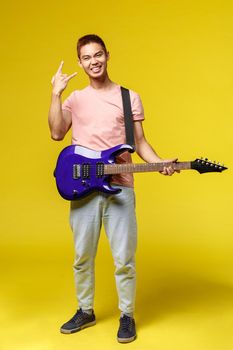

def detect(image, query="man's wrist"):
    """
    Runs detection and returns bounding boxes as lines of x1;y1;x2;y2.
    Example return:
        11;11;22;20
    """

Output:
52;90;62;97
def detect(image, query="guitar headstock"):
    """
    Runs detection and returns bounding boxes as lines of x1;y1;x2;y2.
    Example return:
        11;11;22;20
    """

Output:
191;158;228;174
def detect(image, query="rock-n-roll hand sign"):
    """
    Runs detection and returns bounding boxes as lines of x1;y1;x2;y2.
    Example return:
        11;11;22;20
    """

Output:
51;61;77;96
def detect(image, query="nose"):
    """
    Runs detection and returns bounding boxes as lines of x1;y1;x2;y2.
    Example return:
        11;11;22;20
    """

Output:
90;56;98;65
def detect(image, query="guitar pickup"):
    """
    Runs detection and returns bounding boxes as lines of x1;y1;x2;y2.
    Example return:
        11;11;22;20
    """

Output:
82;163;90;179
73;164;81;179
96;162;105;178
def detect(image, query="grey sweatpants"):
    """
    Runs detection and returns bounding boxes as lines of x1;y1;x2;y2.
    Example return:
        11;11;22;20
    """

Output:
69;185;137;314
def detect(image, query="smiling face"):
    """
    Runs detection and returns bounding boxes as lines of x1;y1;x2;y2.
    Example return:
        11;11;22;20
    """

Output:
78;42;110;80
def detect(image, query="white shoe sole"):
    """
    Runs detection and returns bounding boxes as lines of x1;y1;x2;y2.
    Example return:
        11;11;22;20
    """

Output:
117;334;137;343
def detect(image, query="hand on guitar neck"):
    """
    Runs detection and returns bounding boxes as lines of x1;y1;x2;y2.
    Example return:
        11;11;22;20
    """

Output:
159;158;180;176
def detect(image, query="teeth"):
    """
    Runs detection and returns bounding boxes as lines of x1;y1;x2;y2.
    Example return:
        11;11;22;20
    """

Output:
92;67;101;72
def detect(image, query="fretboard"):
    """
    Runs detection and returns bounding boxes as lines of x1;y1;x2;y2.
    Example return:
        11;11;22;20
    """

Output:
104;162;191;175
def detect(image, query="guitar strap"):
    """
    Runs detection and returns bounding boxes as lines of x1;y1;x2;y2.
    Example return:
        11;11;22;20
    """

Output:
120;86;135;151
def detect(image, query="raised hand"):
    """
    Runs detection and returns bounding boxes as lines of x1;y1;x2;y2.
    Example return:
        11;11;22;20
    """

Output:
51;61;77;96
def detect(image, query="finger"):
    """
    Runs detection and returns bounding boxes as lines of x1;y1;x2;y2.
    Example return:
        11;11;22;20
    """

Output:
165;166;174;176
51;76;55;84
168;167;175;176
56;60;64;74
160;168;169;175
65;72;78;81
165;167;172;176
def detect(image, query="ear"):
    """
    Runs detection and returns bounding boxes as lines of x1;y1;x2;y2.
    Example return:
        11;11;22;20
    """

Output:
77;58;83;68
106;51;110;61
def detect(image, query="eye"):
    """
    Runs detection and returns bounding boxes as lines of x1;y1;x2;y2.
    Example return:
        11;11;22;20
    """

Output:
96;52;103;57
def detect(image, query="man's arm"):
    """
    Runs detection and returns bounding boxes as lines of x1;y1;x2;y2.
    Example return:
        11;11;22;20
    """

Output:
48;93;72;140
48;61;77;141
134;121;178;175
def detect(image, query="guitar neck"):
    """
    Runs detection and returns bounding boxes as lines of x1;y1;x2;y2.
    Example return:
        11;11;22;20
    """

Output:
104;161;191;175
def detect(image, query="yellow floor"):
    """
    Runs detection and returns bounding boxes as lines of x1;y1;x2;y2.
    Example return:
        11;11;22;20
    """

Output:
1;238;233;350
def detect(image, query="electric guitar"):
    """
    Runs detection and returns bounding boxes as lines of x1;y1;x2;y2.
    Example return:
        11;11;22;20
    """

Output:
54;144;227;200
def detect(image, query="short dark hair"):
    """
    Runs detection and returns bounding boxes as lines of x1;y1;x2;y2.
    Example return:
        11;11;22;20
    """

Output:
77;34;107;58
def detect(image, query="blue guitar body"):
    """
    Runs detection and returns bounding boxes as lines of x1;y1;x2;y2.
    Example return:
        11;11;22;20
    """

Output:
54;144;134;200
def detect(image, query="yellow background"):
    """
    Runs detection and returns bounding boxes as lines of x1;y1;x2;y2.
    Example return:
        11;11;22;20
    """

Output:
1;1;233;349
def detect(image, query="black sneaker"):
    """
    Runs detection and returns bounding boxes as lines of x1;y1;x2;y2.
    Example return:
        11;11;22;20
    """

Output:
117;315;136;343
60;309;96;334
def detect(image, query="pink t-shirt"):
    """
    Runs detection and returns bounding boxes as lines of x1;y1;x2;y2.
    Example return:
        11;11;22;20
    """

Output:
62;84;144;187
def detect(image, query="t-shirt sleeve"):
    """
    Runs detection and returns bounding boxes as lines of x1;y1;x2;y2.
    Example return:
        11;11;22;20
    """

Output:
62;91;75;113
130;90;145;121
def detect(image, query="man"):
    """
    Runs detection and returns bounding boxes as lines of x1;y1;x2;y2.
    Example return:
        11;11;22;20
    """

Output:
48;34;177;343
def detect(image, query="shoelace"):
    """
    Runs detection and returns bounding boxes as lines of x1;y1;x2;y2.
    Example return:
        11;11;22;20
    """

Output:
69;309;88;323
120;316;133;331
